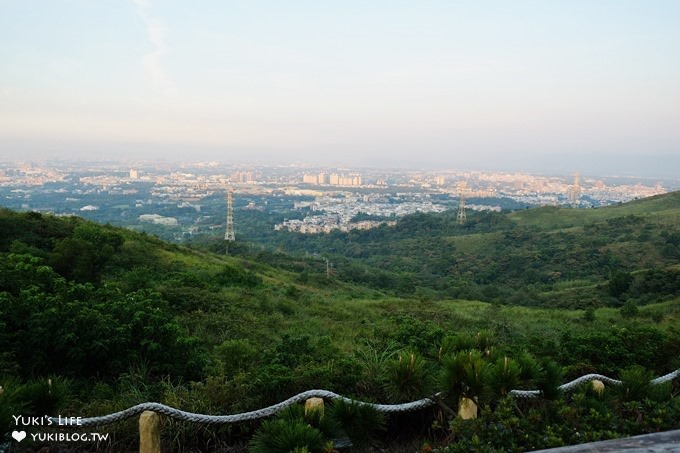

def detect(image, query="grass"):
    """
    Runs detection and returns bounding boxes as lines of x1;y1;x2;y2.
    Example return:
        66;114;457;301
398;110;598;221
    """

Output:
179;268;679;360
511;191;680;228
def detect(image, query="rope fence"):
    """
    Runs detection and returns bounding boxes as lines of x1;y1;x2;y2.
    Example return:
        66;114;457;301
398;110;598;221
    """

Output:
49;367;680;427
510;367;680;398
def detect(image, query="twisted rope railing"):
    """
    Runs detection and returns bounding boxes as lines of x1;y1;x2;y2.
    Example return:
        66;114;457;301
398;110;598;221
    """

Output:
49;367;680;427
48;389;437;428
510;367;680;398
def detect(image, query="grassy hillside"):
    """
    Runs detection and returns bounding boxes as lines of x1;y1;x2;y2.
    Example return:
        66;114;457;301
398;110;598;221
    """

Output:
510;191;680;228
259;191;680;309
1;204;679;452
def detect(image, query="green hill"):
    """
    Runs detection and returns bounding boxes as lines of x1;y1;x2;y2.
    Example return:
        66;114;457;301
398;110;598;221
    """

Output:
1;202;679;452
263;191;680;309
509;190;680;228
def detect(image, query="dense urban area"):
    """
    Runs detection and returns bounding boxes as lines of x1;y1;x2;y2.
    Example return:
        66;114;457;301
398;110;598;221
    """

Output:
0;159;674;241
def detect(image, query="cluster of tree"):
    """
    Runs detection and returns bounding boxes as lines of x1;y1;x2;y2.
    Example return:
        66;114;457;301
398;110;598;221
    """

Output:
0;210;263;383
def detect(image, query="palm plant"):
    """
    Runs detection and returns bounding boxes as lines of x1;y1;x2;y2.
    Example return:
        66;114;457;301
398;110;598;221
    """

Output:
537;359;564;400
440;349;488;409
383;350;431;403
250;418;324;453
355;339;400;398
616;365;653;402
485;356;521;401
328;399;385;447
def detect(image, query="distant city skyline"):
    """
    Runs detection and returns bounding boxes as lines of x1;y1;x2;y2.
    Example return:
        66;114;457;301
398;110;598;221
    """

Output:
1;1;679;177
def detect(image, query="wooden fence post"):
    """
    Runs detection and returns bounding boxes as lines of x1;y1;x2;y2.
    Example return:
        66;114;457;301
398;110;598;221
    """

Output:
305;397;325;418
592;379;605;395
139;410;161;453
458;397;478;420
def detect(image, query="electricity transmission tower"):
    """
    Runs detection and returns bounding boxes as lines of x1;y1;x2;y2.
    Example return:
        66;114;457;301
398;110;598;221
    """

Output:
457;182;467;225
225;187;235;253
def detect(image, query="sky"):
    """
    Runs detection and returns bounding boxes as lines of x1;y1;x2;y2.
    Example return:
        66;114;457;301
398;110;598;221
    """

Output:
1;0;679;176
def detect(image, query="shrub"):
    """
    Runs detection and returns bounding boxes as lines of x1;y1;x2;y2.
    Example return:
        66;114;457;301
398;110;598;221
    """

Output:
582;308;596;322
10;376;71;416
355;340;399;398
0;378;28;443
213;339;258;378
250;418;324;453
383;350;431;403
250;404;334;453
214;265;261;288
440;350;488;408
328;399;385;447
620;300;639;318
616;365;653;402
485;357;521;400
537;359;564;400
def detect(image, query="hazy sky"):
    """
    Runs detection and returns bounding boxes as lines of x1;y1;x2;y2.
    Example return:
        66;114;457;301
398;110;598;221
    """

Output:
1;1;679;175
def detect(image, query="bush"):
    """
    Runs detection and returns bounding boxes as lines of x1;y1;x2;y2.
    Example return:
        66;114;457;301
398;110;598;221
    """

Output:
383;350;431;403
0;379;27;443
250;418;324;453
214;265;261;288
250;404;337;453
485;357;521;400
620;300;639;318
616;365;653;402
537;359;564;400
355;340;399;398
213;339;258;378
440;350;488;408
328;399;385;447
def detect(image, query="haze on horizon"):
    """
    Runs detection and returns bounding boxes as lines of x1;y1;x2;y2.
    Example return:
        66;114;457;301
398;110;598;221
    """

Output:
1;1;679;177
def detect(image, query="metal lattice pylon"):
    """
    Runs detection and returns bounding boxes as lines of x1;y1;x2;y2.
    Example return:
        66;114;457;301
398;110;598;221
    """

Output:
457;190;466;224
225;187;235;242
456;181;468;225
